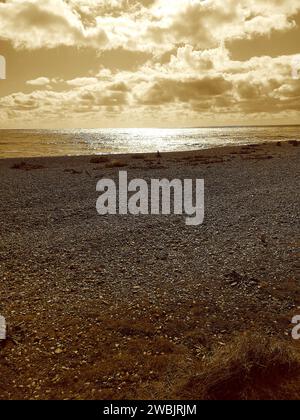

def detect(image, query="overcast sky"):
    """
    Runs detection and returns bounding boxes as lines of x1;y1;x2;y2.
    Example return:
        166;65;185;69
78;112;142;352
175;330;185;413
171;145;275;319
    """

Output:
0;0;300;128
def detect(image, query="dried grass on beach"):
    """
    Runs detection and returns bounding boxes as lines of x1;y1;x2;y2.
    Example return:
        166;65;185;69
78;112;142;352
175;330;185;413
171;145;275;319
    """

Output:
177;333;300;400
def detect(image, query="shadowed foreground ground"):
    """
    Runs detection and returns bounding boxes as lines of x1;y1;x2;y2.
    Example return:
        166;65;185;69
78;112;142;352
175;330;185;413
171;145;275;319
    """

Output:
0;141;299;400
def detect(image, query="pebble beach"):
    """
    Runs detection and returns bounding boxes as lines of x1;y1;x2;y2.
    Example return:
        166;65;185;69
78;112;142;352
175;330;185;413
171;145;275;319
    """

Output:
0;140;299;400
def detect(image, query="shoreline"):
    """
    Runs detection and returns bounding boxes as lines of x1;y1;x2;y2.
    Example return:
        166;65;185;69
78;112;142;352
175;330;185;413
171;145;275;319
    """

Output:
0;139;299;164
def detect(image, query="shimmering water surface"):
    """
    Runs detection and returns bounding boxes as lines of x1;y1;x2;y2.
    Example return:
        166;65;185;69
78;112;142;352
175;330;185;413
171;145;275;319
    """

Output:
0;126;299;158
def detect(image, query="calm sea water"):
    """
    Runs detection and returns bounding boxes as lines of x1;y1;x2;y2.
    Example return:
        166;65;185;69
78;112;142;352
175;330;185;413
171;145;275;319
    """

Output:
0;126;299;158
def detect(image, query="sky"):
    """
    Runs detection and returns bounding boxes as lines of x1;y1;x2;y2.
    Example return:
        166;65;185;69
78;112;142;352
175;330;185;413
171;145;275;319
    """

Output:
0;0;300;128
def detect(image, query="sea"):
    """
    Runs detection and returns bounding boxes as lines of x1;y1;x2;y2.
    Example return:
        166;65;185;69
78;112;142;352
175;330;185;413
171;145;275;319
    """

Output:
0;125;299;158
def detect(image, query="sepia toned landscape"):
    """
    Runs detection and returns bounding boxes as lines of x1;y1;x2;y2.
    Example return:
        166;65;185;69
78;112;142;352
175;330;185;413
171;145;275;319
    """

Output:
0;0;300;401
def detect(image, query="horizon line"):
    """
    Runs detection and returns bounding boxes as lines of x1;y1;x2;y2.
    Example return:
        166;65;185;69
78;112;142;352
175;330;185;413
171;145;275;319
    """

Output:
0;124;300;131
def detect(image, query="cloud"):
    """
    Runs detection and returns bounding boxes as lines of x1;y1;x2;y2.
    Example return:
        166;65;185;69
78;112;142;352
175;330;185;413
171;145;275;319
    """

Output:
26;77;51;86
66;77;98;86
2;45;299;124
0;0;300;52
0;0;107;49
138;76;232;106
1;0;300;127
